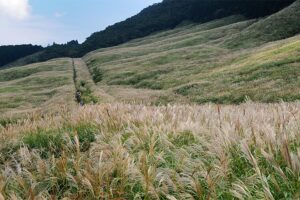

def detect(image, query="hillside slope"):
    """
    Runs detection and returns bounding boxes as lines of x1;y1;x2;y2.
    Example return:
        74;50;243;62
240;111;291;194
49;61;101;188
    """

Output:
0;59;75;120
84;12;300;104
224;0;300;48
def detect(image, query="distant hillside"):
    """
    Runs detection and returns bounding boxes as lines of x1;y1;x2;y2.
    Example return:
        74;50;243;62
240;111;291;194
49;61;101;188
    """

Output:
0;45;43;68
1;0;296;67
0;41;80;68
224;0;300;48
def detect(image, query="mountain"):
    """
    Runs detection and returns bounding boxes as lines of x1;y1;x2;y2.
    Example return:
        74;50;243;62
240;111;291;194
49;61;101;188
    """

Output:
0;0;297;67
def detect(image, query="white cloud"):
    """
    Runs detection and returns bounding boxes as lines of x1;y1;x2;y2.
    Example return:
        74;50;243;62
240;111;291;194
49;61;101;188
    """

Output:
0;0;79;45
0;0;31;20
54;11;66;18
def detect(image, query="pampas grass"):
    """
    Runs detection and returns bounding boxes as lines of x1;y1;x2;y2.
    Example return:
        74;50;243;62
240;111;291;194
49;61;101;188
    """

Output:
0;102;299;199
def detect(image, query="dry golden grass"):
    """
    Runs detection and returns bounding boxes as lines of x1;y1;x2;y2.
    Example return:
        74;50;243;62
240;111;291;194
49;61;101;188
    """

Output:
0;102;299;199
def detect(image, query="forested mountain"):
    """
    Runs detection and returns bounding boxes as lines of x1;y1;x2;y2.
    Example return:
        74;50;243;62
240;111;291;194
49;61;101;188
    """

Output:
0;0;297;67
0;45;43;67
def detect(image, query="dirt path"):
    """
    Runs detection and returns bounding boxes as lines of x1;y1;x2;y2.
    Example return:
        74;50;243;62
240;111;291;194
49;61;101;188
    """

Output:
72;58;115;103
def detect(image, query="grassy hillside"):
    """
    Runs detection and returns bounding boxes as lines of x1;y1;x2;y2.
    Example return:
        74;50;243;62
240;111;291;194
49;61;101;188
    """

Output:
224;0;300;48
0;103;299;199
0;58;75;121
84;9;300;104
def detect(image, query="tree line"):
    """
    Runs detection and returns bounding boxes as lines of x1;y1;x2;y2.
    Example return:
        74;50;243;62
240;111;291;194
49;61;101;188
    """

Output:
0;45;43;67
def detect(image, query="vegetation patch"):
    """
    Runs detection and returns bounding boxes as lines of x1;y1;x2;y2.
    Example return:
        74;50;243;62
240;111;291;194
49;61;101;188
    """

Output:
22;123;97;158
23;129;66;158
0;118;18;128
175;83;203;96
67;123;97;152
92;67;104;83
171;130;196;147
0;65;58;82
0;86;19;93
108;69;171;90
76;80;98;104
0;97;25;109
18;76;69;88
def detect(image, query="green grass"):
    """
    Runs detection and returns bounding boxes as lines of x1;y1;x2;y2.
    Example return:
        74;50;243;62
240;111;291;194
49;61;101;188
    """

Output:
23;129;66;158
0;122;98;160
0;118;18;128
76;80;98;104
91;67;104;83
0;64;61;82
22;123;97;158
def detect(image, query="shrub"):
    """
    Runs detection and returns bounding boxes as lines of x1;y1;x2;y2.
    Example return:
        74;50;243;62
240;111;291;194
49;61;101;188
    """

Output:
23;130;65;158
92;67;103;83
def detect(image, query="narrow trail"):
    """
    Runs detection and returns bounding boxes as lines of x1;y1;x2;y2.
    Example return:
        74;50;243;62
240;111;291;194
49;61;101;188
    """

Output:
72;58;83;105
72;58;114;103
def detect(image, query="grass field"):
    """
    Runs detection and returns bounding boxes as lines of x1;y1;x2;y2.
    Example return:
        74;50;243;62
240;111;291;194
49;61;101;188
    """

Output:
0;2;299;199
0;102;299;199
0;58;75;121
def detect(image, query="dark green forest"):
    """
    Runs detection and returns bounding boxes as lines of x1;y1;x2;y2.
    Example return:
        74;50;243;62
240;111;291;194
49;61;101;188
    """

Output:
0;45;43;67
0;0;296;67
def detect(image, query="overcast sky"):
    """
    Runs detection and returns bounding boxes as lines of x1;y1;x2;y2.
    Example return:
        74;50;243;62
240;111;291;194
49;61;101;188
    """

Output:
0;0;162;46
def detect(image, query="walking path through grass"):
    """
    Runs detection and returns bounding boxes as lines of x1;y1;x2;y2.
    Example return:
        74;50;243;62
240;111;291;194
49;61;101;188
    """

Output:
72;58;114;104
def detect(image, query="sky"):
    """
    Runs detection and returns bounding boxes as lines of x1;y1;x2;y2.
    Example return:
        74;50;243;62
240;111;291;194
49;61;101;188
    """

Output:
0;0;162;46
